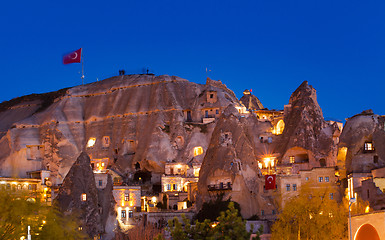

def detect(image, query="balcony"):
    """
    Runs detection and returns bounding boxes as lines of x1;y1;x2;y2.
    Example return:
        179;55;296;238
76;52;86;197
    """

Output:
208;182;232;191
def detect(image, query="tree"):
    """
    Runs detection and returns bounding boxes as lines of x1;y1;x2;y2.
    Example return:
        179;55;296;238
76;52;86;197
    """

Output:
167;202;255;240
194;194;241;222
271;185;347;240
209;202;251;240
0;190;87;240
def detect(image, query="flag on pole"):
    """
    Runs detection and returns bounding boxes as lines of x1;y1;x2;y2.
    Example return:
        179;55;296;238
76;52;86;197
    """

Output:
265;174;276;190
63;48;82;64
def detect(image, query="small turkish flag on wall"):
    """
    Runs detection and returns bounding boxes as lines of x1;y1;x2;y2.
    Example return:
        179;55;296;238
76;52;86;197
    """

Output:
265;174;276;190
63;48;82;64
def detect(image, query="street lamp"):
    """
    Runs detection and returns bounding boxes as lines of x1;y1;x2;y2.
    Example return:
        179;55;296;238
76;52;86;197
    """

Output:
349;198;356;240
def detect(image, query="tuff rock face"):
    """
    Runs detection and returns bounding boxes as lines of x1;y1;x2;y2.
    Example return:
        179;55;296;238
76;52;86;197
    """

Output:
239;89;264;110
276;81;338;167
197;105;275;218
0;75;239;185
339;110;385;174
0;75;340;220
54;152;114;238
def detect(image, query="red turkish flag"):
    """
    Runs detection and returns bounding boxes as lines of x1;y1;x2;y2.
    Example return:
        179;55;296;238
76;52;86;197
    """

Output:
265;174;276;190
63;48;82;64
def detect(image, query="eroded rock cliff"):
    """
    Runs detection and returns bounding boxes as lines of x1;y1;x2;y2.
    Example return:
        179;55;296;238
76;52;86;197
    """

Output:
0;75;240;185
197;105;275;218
55;152;114;238
276;81;338;167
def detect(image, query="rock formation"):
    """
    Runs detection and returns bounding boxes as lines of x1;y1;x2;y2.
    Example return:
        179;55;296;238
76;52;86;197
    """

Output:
197;105;275;218
55;152;114;238
239;89;264;111
0;75;241;185
276;81;338;168
339;110;385;174
0;74;346;221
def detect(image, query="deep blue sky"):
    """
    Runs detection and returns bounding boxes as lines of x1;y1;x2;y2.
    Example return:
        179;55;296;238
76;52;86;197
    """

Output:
1;0;384;121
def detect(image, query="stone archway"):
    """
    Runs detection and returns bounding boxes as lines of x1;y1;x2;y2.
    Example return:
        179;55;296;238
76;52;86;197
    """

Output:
355;224;380;240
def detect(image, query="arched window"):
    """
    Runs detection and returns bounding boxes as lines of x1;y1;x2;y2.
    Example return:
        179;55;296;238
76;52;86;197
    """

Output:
355;224;380;240
274;120;285;135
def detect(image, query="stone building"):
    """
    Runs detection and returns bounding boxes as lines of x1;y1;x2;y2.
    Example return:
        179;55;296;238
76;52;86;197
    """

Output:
112;185;141;229
160;161;200;210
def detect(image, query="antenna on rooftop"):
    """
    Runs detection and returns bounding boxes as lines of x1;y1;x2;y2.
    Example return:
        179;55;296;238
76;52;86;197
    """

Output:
141;67;154;75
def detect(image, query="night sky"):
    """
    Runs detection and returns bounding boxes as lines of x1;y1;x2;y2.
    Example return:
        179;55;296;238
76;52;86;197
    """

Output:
1;0;384;121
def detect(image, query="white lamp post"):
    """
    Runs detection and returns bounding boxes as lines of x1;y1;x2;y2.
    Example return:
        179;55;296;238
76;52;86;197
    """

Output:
349;198;356;240
27;225;31;240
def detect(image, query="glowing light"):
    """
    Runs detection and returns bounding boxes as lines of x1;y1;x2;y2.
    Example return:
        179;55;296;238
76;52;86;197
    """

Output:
258;162;263;169
194;167;200;177
87;138;96;148
365;205;370;213
264;158;271;168
193;146;203;157
273;120;285;135
152;196;157;203
42;220;46;224
81;193;87;201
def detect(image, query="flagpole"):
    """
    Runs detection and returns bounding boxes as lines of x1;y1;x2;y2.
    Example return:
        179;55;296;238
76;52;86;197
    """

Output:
81;48;84;85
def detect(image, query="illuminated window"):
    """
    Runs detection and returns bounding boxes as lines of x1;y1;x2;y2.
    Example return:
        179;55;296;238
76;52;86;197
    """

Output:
167;184;171;191
194;167;200;177
81;193;87;201
87;138;96;148
325;177;329;182
129;210;133;218
193;147;203;157
318;177;323;182
364;142;374;152
289;156;295;163
121;210;126;218
124;193;129;201
274;120;285;135
102;136;110;148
